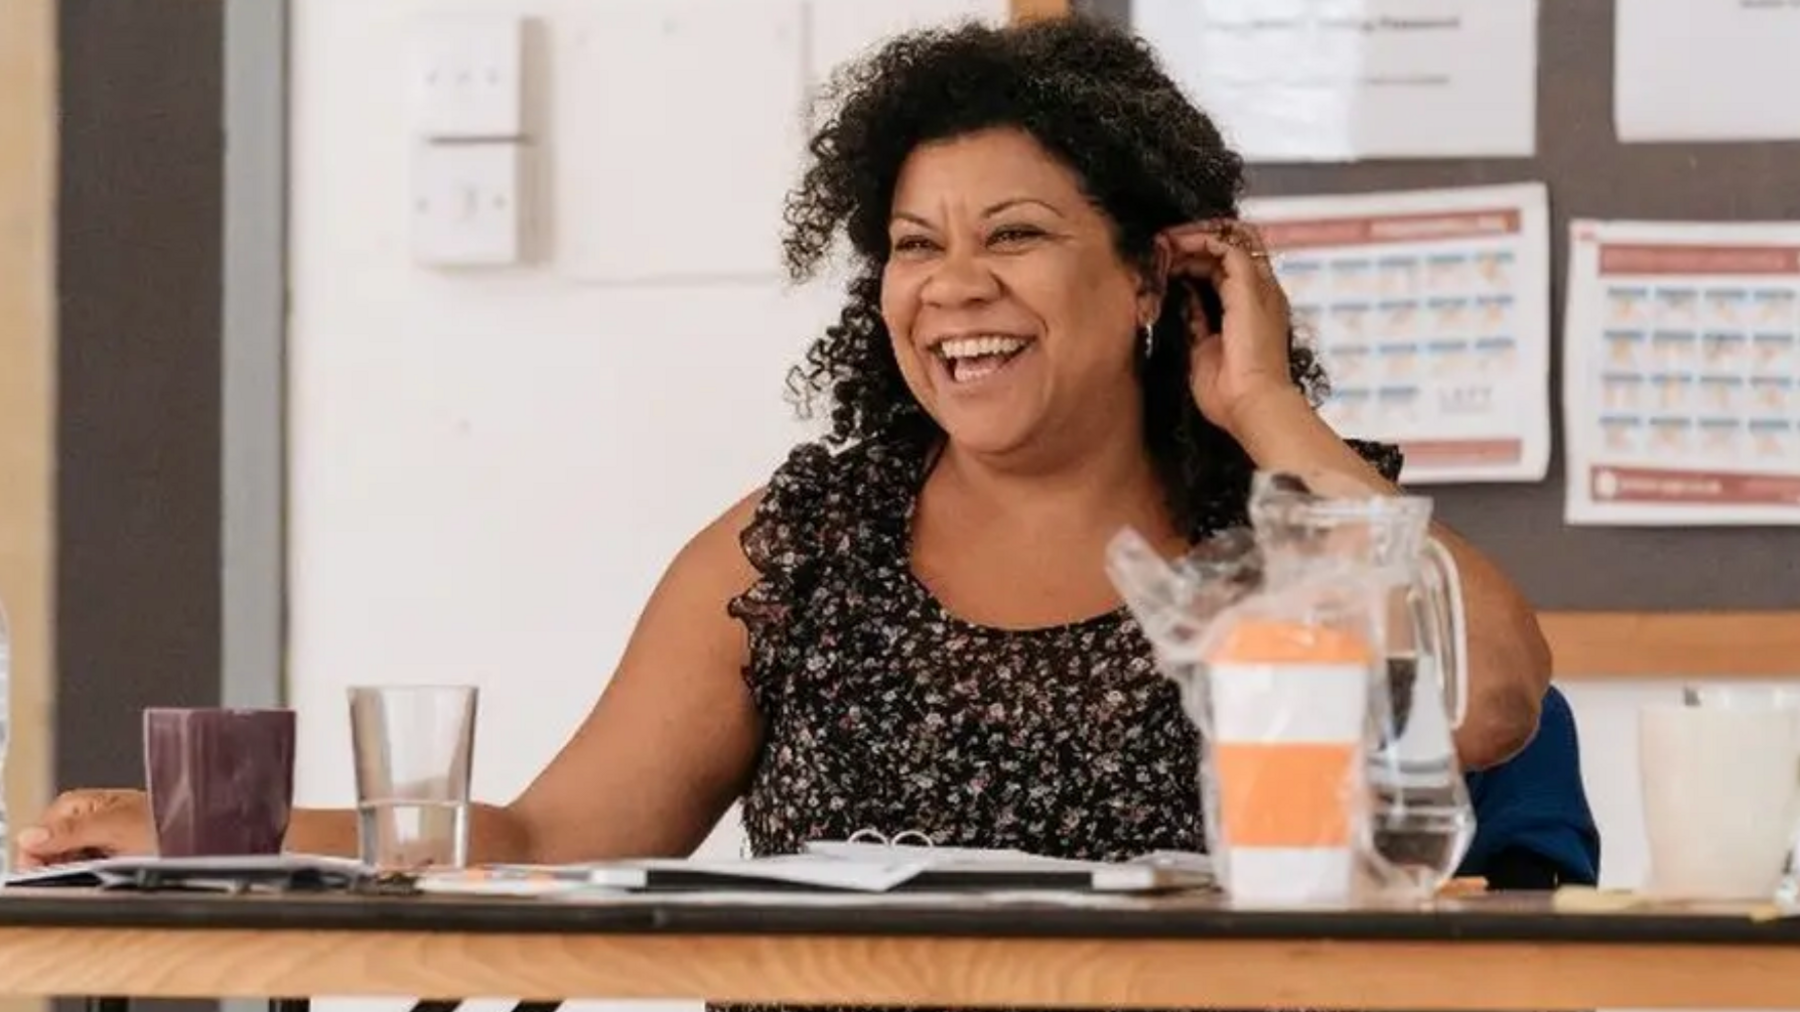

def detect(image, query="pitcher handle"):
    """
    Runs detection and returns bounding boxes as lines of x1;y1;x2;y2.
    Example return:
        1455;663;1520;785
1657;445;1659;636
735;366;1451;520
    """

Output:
1413;537;1469;730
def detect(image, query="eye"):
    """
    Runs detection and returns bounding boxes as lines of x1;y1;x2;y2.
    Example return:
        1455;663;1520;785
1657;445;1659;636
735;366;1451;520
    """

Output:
891;235;938;256
988;224;1045;247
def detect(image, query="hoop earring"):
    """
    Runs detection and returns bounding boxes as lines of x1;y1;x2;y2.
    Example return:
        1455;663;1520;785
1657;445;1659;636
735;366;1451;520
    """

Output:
1142;322;1155;358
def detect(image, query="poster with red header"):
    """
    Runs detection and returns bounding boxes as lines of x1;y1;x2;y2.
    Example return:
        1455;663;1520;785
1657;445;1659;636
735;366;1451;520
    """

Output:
1563;220;1800;526
1244;183;1553;485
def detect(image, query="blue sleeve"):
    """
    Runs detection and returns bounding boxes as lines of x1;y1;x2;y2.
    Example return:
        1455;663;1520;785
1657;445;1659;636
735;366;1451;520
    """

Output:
1456;685;1602;886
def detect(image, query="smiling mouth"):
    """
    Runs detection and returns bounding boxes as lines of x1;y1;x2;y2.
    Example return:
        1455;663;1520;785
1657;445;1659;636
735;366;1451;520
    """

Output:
934;335;1033;384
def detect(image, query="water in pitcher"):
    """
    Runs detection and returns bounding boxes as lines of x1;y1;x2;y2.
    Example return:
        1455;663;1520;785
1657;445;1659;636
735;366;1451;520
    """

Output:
1368;654;1473;890
356;798;469;870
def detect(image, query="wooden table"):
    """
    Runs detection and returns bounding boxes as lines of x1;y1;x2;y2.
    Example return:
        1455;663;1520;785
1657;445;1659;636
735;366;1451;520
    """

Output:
4;888;1800;1010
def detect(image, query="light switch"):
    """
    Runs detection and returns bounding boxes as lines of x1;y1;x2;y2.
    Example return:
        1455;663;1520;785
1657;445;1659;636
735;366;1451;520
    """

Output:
411;142;526;267
410;14;527;140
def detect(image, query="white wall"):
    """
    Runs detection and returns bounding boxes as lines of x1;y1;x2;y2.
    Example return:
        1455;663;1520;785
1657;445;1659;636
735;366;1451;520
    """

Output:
286;2;1000;1012
286;4;1759;1012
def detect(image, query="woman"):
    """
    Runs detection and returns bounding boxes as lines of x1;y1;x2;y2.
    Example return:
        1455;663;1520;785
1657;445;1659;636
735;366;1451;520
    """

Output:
16;16;1550;871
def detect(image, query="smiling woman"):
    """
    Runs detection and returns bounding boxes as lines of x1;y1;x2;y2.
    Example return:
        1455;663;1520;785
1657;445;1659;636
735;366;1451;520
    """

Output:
881;129;1155;463
18;18;1559;995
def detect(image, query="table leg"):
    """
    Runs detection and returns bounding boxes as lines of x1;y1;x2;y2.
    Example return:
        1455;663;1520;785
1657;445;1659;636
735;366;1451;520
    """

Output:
85;998;129;1012
270;1000;311;1012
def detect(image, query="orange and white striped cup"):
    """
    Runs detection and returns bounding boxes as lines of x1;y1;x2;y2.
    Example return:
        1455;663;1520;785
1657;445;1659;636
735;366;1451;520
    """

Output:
1206;619;1374;904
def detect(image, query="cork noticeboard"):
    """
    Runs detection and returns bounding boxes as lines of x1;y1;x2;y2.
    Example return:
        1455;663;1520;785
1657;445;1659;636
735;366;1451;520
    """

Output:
1014;0;1799;676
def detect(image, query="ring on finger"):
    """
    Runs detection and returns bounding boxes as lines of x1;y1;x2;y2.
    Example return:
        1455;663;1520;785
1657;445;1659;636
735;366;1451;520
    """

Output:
1213;223;1275;262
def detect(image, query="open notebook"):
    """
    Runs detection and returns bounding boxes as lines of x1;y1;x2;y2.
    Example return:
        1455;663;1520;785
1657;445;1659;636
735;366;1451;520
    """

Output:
416;842;1215;897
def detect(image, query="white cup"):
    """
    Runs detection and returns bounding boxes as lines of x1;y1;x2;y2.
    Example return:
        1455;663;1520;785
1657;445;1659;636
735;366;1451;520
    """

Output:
1209;655;1371;905
1639;693;1800;899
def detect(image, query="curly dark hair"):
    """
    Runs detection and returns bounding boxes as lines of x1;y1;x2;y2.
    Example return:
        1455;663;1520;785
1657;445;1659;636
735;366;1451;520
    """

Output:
780;14;1328;540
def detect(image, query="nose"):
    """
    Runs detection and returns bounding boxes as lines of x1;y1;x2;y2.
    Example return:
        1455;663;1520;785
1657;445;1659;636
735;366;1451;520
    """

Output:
920;243;1000;308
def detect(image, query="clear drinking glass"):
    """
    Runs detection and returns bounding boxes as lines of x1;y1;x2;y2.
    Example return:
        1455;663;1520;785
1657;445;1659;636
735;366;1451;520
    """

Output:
348;685;478;870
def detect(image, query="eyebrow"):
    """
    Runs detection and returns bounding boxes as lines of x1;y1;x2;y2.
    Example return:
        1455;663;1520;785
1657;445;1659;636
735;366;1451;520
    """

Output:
890;197;1067;228
984;197;1065;218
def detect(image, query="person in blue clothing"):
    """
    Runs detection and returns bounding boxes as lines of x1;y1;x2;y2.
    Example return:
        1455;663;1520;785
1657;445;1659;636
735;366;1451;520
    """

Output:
1460;686;1602;889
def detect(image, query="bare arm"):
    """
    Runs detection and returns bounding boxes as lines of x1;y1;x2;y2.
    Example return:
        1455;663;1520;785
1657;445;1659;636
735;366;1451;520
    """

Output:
1230;388;1552;770
287;491;769;864
1156;222;1550;768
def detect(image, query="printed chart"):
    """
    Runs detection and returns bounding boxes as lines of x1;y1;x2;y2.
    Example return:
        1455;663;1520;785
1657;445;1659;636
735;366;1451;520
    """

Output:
1564;220;1800;525
1245;183;1552;484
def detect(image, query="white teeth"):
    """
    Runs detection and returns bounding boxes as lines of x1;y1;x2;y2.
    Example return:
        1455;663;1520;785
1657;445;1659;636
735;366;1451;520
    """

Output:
937;335;1028;360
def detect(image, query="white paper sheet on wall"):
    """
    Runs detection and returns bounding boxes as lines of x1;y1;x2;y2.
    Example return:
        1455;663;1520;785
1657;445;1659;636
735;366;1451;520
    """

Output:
1243;183;1553;485
1562;219;1800;526
554;1;810;284
1130;0;1539;162
1616;0;1800;142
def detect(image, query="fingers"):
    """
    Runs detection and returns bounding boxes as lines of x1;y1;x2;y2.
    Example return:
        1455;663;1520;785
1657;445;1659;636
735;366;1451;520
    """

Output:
1181;283;1217;340
1159;236;1225;288
1161;221;1277;278
1163;217;1272;250
1162;219;1278;268
14;790;140;869
1158;230;1282;318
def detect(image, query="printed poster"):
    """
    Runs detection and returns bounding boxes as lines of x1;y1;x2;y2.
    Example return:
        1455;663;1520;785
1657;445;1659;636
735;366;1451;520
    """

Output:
1244;183;1553;485
1131;0;1539;162
1563;220;1800;526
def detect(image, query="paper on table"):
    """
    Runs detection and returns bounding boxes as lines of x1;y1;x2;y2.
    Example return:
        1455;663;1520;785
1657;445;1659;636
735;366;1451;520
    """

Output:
1562;219;1800;526
804;840;1101;867
1616;0;1800;142
638;854;931;891
1130;0;1538;162
1551;886;1789;921
426;846;1214;896
1243;183;1553;483
2;854;369;891
448;854;927;894
548;888;1177;910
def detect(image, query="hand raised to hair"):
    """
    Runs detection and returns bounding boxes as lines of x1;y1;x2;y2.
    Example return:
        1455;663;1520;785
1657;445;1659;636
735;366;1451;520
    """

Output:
1156;220;1303;438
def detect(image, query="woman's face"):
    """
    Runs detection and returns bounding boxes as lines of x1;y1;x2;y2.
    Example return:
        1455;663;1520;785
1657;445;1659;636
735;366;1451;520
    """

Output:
880;127;1156;462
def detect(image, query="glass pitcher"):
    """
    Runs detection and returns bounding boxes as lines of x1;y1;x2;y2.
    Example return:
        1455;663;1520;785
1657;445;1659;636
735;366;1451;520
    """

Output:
1107;471;1473;903
1249;473;1473;896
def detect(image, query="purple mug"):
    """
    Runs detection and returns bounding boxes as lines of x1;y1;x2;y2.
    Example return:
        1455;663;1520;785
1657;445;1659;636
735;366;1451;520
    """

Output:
143;707;297;857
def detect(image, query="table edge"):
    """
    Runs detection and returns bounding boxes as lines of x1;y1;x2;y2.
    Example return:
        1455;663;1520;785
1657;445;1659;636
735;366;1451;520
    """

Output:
2;890;1799;946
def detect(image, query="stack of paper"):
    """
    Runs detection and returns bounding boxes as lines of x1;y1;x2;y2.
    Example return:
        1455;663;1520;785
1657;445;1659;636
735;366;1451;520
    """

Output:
415;844;1215;898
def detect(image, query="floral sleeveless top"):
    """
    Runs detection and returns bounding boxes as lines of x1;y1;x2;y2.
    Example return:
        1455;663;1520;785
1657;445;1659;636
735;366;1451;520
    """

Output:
722;433;1400;1012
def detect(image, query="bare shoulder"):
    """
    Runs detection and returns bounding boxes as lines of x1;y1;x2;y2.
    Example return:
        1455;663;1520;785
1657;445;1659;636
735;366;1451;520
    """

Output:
663;486;767;602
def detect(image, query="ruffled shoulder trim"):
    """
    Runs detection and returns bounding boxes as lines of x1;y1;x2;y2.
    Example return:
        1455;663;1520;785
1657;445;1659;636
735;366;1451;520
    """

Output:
726;437;923;717
1349;439;1405;484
